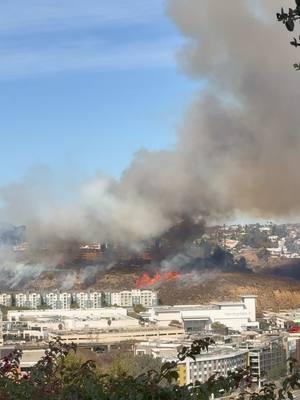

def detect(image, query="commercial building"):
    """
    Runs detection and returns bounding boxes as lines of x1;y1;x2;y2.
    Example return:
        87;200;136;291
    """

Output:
49;326;184;345
145;295;258;332
19;349;46;370
4;307;138;341
15;292;41;309
7;307;127;323
263;309;300;330
290;338;300;363
135;340;187;359
0;347;46;371
135;340;248;386
241;335;288;386
179;347;248;385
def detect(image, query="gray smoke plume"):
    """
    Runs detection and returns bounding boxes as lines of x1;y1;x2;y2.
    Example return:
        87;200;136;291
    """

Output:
0;0;299;261
0;246;48;289
168;0;300;218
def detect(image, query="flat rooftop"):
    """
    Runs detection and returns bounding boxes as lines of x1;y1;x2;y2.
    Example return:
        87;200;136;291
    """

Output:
152;302;246;312
152;305;218;311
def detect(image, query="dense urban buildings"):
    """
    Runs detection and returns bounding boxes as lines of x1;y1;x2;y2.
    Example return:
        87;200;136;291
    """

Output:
6;223;300;268
134;333;289;387
134;340;249;386
1;290;299;394
0;292;296;388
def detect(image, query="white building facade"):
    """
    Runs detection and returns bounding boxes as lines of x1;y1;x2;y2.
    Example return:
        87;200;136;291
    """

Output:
15;292;41;309
43;292;72;309
7;307;128;322
132;289;158;307
0;290;158;310
110;290;158;308
0;293;12;307
181;348;249;384
73;292;103;309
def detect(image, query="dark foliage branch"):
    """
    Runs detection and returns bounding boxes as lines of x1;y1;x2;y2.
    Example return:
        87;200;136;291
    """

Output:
277;0;300;69
0;337;299;400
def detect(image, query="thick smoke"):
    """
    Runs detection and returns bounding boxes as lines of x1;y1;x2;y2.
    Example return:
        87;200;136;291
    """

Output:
0;0;299;263
0;246;48;288
168;0;300;217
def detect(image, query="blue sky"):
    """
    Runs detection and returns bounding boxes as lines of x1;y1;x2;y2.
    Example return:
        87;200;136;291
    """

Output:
0;0;199;185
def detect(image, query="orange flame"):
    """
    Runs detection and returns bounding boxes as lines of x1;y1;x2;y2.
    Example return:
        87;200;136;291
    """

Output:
136;271;179;288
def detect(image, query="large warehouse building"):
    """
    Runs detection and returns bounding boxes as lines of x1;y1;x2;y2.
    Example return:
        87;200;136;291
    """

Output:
145;295;258;332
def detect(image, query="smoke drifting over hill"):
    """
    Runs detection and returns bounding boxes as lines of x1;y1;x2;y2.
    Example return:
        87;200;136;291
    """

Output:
168;0;299;216
0;1;299;255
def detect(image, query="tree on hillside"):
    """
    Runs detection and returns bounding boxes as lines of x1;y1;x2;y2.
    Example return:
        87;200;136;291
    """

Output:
109;352;162;378
211;245;234;268
211;321;228;334
257;247;271;261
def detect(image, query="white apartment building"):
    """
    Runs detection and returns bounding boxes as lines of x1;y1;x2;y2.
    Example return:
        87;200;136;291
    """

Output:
111;291;132;307
0;290;158;311
0;293;12;307
73;292;103;309
146;295;258;332
15;292;41;309
43;292;71;309
132;289;158;307
110;290;158;308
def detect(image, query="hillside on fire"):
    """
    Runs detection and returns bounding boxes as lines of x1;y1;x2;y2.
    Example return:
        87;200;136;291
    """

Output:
2;222;300;312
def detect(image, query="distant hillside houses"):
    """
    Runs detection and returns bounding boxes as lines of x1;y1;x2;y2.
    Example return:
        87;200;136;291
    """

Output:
207;223;300;259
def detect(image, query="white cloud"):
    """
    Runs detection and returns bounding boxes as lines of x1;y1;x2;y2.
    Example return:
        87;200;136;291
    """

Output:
0;0;181;79
0;0;165;34
0;36;182;79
